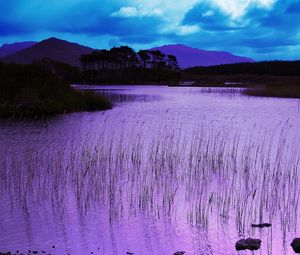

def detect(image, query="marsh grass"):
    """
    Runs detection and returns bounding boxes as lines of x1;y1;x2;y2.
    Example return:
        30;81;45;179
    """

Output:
0;117;299;241
244;85;300;99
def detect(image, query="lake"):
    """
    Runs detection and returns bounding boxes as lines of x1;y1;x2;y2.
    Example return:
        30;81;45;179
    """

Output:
0;85;300;255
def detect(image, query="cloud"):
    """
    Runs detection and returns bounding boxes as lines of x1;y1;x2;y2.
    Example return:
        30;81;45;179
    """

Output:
178;0;300;59
183;2;244;31
176;25;200;35
210;0;276;18
0;0;300;60
111;7;138;17
111;5;163;18
202;10;215;17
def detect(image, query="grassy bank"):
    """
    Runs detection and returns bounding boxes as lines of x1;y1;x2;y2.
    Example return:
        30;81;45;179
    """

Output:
180;61;300;98
0;62;112;117
242;76;300;99
179;71;300;98
244;85;300;98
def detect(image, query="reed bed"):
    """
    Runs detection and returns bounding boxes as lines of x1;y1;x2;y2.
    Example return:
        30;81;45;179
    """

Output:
0;116;299;241
184;87;247;99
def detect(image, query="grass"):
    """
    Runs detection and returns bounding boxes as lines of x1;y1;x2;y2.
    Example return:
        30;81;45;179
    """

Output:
244;85;300;99
180;71;300;99
0;117;299;241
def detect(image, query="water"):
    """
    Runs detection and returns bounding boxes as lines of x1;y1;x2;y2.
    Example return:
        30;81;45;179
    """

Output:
0;85;300;255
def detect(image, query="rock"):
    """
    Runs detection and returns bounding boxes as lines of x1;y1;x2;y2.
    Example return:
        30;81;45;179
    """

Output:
173;252;185;255
235;239;248;250
291;238;300;253
251;223;271;228
246;238;262;250
235;238;261;251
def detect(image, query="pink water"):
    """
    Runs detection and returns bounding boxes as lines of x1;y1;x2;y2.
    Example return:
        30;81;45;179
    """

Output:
0;86;300;255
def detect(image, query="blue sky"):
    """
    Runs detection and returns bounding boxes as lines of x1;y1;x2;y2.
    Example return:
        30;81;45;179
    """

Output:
0;0;299;60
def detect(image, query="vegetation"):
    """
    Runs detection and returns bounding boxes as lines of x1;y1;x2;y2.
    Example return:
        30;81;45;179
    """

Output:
244;85;300;98
0;61;112;117
1;118;299;240
81;46;180;84
33;58;83;82
181;61;300;98
184;60;300;76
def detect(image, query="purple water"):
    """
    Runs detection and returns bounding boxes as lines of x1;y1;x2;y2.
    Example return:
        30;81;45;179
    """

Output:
0;86;300;255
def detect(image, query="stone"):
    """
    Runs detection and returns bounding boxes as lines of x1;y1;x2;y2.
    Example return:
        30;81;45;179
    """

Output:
235;239;248;250
236;238;261;251
173;252;185;255
291;238;300;253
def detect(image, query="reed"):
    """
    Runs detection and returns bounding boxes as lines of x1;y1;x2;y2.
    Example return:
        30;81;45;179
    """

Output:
0;117;299;242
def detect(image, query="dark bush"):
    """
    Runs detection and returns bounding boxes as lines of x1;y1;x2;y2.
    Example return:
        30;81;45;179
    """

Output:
0;61;112;117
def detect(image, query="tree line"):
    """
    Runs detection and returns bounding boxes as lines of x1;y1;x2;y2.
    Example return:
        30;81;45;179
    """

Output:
184;61;300;76
80;46;180;83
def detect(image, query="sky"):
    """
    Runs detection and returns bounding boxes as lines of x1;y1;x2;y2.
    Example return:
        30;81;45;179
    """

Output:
0;0;300;60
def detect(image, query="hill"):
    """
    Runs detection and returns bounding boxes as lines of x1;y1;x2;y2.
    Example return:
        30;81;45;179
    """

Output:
1;38;94;67
151;44;254;68
0;41;36;57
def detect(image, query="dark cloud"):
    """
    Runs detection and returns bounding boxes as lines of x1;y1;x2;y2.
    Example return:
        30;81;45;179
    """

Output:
0;0;300;60
287;2;300;13
245;0;300;30
53;16;164;39
119;34;163;44
177;0;300;59
0;0;164;46
182;2;243;31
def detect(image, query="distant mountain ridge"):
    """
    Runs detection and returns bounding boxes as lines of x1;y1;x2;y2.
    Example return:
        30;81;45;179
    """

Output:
151;44;255;68
0;38;255;69
1;38;94;67
0;41;36;58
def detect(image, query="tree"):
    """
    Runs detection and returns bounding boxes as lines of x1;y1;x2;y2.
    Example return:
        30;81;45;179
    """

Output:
137;50;151;68
80;46;180;83
166;55;179;70
148;50;166;69
118;46;138;68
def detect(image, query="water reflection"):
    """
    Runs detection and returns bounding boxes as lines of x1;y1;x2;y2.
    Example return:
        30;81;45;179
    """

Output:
73;85;163;103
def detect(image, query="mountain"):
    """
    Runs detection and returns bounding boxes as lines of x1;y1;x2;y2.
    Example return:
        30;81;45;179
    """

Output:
1;40;255;69
151;44;255;68
1;38;94;67
0;41;36;58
